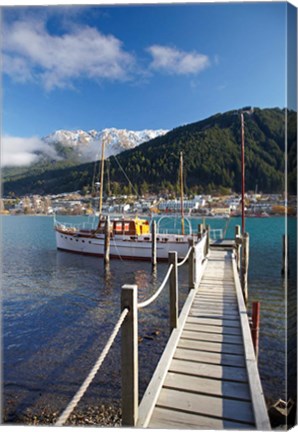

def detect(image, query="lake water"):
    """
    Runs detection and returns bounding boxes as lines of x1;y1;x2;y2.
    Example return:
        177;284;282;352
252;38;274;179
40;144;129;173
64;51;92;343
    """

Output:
2;215;296;421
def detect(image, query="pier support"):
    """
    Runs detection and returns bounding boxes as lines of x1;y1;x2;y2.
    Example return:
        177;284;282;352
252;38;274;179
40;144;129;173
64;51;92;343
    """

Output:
198;223;204;240
235;225;241;272
151;221;157;267
188;238;195;291
121;284;138;426
204;225;210;257
169;251;178;332
281;234;289;276
104;216;110;265
241;232;249;305
251;301;260;361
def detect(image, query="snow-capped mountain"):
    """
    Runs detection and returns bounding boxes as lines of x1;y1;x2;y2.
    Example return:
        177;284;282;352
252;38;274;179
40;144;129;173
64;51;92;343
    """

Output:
43;127;168;161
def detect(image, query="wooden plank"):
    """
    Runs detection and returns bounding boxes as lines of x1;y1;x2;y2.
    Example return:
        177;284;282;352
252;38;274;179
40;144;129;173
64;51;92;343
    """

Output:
189;309;240;319
193;294;237;303
191;303;239;313
198;287;236;294
149;407;255;429
189;311;240;321
191;302;238;311
193;297;237;304
187;315;241;328
181;329;243;345
169;358;248;382
195;293;237;301
155;388;255;424
178;337;244;355
184;322;242;335
174;347;246;367
164;371;251;400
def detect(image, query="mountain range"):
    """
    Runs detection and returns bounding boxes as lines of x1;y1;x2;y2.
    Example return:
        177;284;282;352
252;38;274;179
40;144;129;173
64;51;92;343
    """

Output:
43;128;168;162
3;108;296;196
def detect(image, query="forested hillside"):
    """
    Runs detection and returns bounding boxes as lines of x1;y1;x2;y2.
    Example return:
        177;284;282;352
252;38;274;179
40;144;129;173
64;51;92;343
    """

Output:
3;108;296;196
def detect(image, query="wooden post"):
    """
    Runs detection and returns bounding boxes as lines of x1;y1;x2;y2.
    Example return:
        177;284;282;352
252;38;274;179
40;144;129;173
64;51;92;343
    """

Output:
104;216;110;265
281;234;289;276
121;284;138;426
169;251;178;332
204;225;210;256
235;225;241;272
251;301;260;361
198;223;204;239
151;221;157;267
188;238;195;291
241;232;249;305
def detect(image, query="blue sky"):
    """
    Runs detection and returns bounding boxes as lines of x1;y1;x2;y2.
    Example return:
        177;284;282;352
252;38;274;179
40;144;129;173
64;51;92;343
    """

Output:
1;1;295;165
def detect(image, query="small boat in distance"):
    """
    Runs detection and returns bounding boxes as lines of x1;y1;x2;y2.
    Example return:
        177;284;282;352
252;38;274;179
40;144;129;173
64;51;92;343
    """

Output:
54;144;199;261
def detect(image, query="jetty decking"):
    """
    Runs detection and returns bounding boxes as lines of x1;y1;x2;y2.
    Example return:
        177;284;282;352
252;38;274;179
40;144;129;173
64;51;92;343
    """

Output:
137;247;270;429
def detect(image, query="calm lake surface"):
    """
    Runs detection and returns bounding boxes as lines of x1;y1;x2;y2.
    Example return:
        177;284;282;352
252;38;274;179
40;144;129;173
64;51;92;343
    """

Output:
2;215;296;420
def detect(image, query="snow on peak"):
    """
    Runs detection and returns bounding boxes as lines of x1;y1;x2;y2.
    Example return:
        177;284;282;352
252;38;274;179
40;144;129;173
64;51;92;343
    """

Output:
43;127;168;161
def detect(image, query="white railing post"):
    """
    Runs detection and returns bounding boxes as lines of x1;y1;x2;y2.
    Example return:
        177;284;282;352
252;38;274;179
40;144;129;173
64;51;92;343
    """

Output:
169;251;178;332
188;239;195;291
121;284;138;426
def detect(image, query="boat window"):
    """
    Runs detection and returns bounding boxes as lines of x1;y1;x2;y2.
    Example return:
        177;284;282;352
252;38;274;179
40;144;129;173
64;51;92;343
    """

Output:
76;239;79;242
82;240;85;243
115;222;122;232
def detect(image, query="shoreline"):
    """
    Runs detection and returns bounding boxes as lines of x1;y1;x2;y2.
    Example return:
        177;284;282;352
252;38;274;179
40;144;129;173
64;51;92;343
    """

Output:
3;403;122;427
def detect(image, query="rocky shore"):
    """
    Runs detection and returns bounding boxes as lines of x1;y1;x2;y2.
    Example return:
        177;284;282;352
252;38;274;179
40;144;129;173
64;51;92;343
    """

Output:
3;404;122;427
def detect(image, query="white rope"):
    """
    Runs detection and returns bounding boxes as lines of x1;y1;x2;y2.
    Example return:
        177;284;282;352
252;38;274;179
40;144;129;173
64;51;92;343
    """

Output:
138;264;173;309
177;246;193;267
55;308;129;426
112;237;125;262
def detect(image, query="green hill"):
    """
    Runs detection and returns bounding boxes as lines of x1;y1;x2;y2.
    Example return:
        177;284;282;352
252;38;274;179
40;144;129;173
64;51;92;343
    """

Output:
3;107;296;197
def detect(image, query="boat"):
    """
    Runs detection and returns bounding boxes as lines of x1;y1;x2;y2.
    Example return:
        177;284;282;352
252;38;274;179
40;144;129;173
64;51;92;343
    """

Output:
54;146;199;261
55;216;196;261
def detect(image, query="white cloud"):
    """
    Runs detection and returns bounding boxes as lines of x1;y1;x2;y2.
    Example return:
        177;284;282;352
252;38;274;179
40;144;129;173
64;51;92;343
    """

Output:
147;45;210;75
1;135;60;167
3;18;136;90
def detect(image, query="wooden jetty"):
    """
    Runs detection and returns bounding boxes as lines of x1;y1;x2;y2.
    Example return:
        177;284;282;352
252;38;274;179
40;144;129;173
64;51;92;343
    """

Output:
136;242;270;429
55;229;270;429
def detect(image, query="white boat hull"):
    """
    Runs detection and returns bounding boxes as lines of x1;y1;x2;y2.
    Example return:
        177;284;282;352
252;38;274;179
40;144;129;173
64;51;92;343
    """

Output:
55;229;192;261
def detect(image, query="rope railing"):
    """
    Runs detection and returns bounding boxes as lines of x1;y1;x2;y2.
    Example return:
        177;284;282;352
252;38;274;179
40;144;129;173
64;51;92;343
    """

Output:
138;264;174;309
55;228;210;428
55;308;129;427
177;245;193;267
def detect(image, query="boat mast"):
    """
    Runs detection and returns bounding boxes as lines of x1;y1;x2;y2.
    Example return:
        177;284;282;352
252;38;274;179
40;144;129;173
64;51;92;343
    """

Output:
98;139;105;218
180;151;185;235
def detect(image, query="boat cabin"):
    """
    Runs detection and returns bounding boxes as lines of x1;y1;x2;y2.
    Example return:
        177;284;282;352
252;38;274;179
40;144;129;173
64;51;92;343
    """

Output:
97;217;150;236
